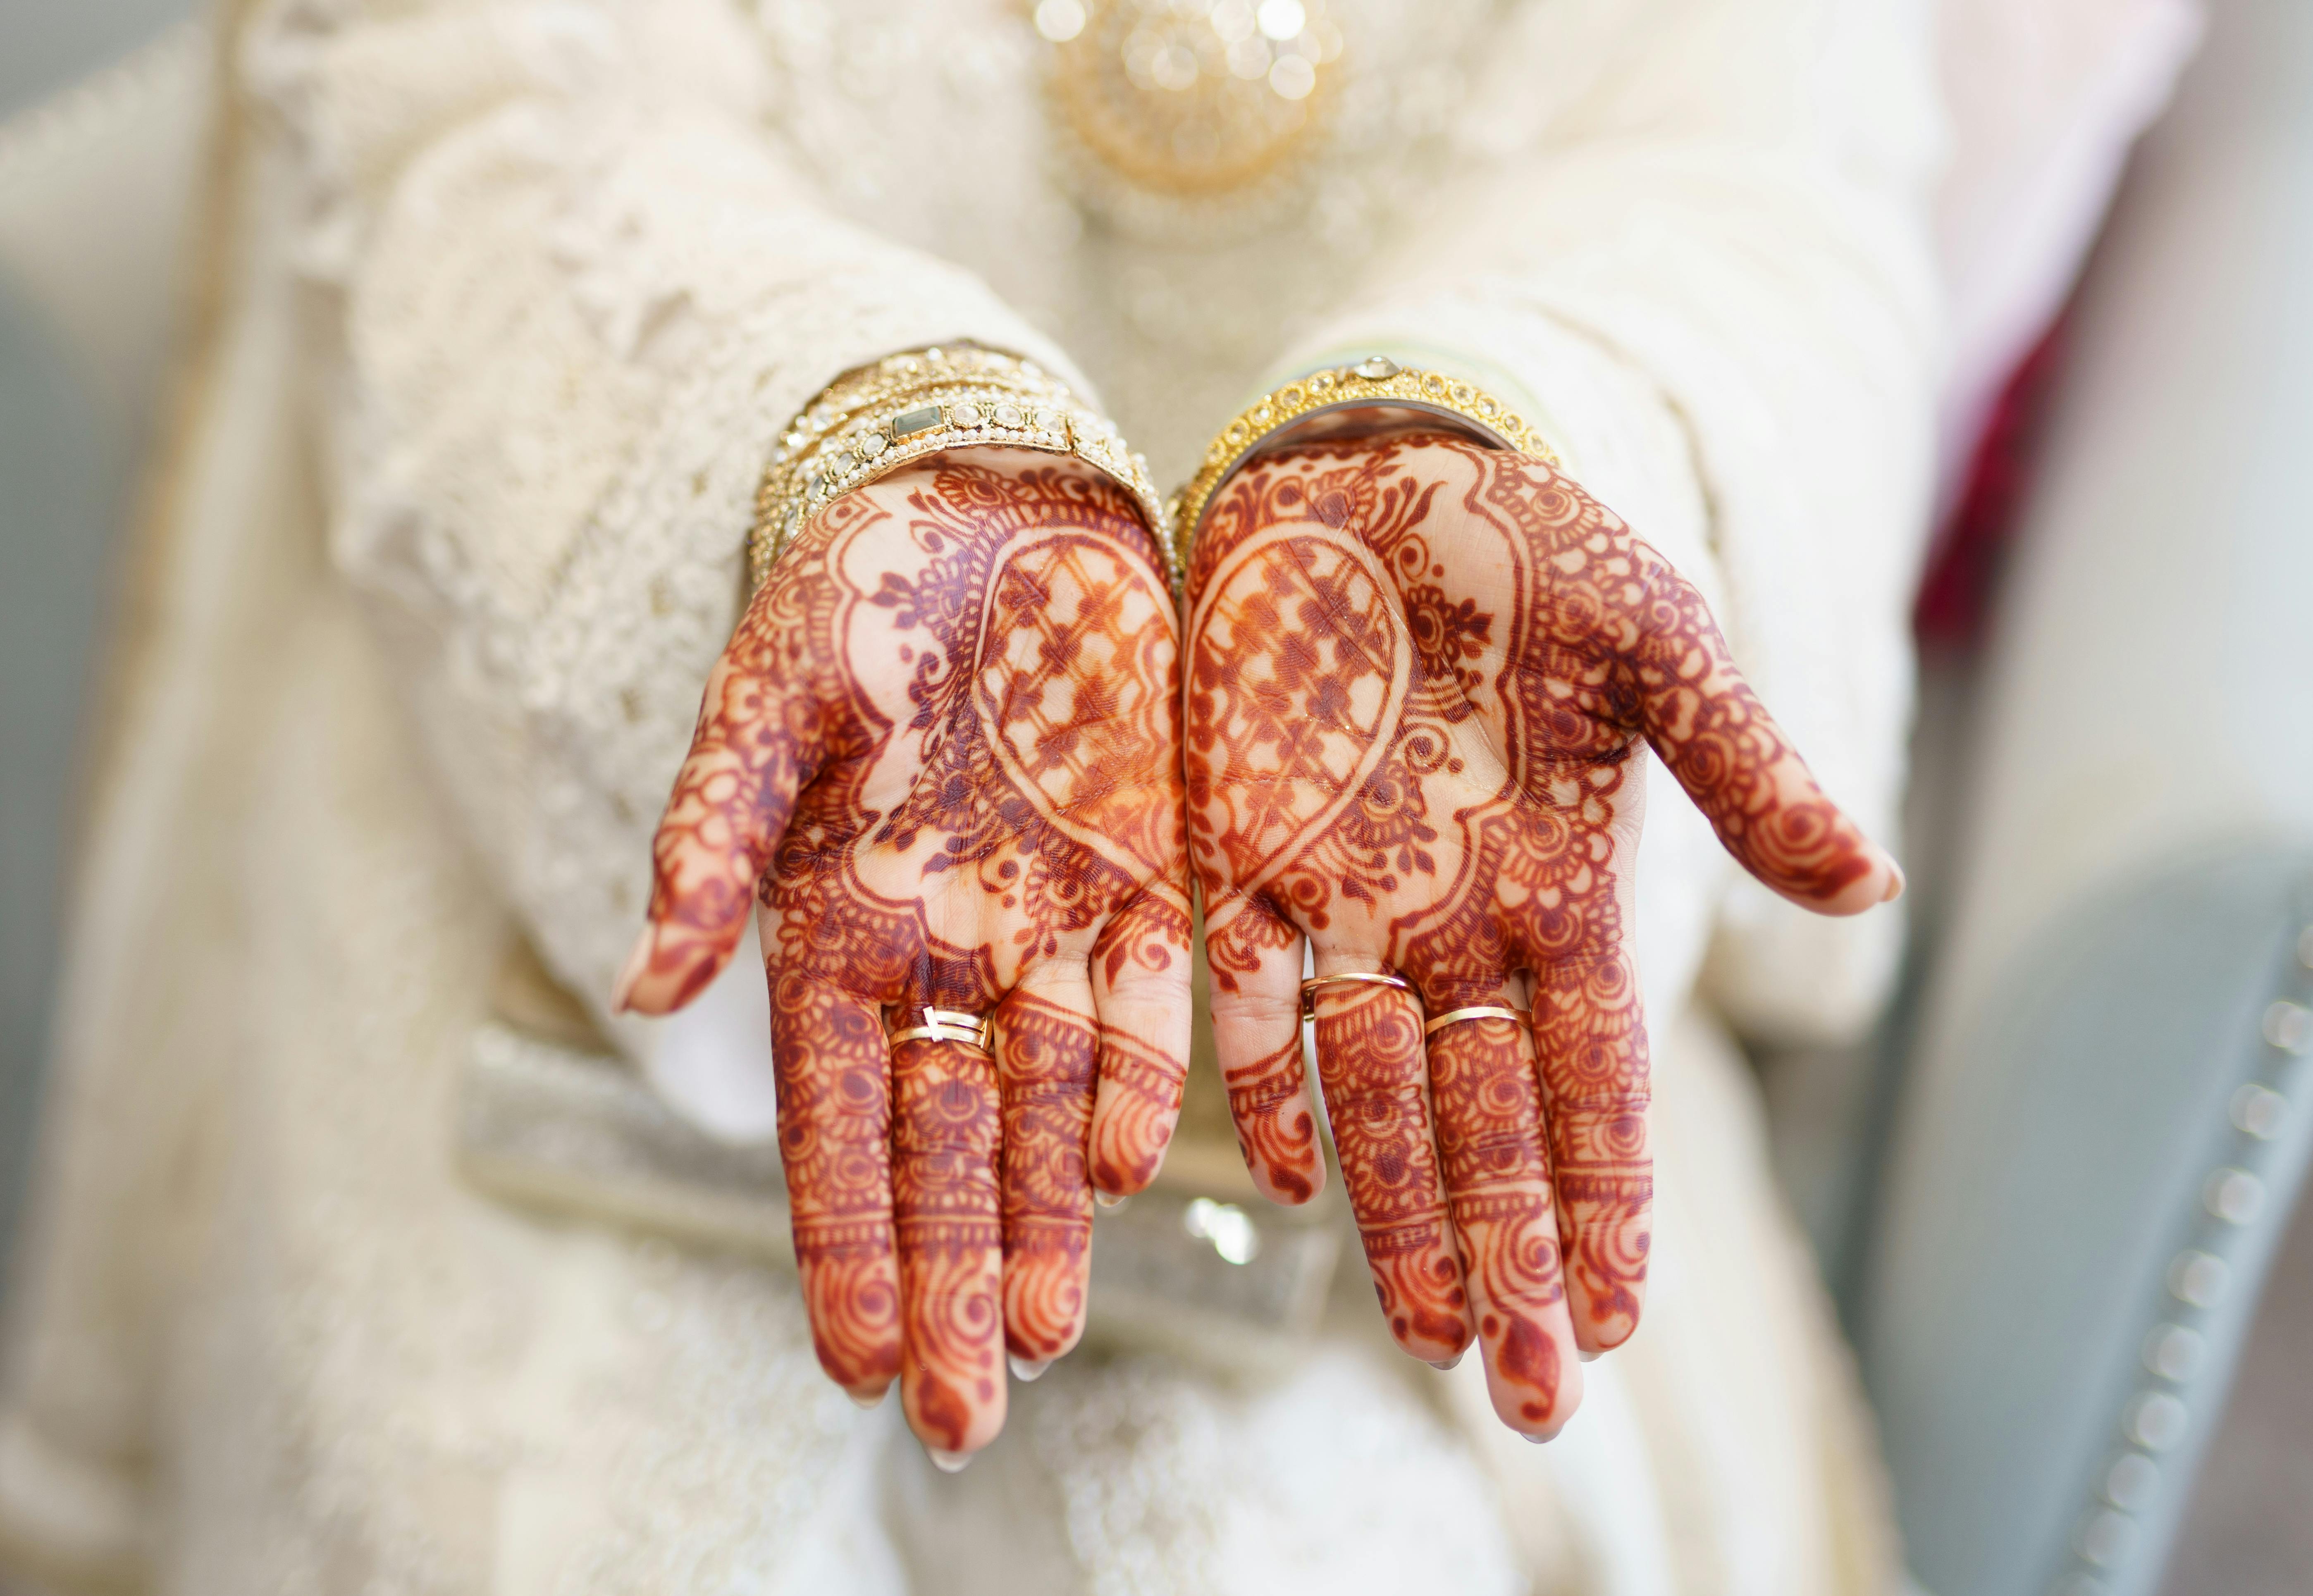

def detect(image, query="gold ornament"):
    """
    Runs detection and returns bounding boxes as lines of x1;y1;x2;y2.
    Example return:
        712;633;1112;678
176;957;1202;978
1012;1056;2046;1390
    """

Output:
1038;0;1344;234
1171;355;1561;553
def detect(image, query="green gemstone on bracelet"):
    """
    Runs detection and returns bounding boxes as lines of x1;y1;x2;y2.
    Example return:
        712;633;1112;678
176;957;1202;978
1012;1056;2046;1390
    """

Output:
891;404;944;438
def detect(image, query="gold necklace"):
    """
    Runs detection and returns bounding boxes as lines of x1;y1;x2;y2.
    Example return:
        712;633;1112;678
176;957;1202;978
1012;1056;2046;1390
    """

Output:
1035;0;1345;235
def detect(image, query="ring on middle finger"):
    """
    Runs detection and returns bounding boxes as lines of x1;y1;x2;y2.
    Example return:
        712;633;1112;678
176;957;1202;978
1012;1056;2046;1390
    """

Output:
1299;971;1418;1024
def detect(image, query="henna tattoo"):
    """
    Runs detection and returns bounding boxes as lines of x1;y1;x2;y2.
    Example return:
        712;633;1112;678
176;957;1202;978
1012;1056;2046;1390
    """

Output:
892;1033;1006;1447
632;453;1191;1454
1187;433;1890;1425
1309;983;1472;1360
773;969;902;1396
1223;1030;1323;1203
1427;1014;1568;1423
995;990;1098;1364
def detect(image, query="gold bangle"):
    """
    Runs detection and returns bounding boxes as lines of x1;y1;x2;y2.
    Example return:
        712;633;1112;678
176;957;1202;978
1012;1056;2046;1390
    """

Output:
887;1007;994;1052
1423;1005;1531;1038
1168;355;1561;561
747;346;1176;597
1299;970;1417;1023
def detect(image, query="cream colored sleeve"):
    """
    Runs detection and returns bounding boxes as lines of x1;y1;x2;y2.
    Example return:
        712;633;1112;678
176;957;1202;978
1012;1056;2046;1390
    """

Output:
243;0;1094;1038
1272;0;1945;1042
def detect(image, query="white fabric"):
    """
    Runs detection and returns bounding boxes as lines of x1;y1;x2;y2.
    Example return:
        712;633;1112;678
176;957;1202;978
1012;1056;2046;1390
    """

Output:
0;0;1973;1589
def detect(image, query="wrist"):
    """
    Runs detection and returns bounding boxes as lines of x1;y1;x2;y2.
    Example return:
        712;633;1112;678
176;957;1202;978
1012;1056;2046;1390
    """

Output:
749;344;1173;596
1173;356;1559;589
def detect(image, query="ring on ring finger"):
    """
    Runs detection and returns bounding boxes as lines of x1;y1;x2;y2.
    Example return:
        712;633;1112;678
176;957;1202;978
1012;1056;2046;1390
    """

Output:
889;1006;995;1052
1423;1004;1531;1038
1299;971;1417;1023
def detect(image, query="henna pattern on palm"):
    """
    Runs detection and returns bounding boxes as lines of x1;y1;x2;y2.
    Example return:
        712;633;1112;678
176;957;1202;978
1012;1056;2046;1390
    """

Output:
1186;433;1898;1437
621;452;1191;1458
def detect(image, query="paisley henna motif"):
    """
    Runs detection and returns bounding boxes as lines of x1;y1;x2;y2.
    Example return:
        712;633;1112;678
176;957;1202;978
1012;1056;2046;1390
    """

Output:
625;452;1190;1458
1186;433;1895;1437
1223;1030;1324;1205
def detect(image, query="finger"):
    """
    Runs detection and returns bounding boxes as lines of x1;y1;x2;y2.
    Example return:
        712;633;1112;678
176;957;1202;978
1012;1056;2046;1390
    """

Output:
994;979;1099;1374
1426;1007;1584;1436
1533;951;1653;1354
1086;882;1194;1197
771;968;902;1403
617;584;825;1014
890;1023;1007;1460
1308;961;1473;1363
1628;549;1901;915
1204;888;1326;1204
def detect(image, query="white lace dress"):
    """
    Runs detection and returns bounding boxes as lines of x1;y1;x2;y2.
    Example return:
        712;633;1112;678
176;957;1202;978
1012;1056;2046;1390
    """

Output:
0;0;1939;1590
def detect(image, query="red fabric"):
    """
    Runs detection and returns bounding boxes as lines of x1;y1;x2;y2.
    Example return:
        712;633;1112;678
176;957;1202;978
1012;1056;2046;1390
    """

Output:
1914;315;2072;649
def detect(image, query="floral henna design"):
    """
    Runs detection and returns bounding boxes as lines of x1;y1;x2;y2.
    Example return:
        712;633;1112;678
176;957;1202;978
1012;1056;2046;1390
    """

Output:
1186;432;1897;1435
1427;1014;1573;1428
995;988;1098;1365
892;1033;1007;1449
1309;982;1473;1362
625;452;1191;1458
773;968;902;1397
1224;1030;1324;1203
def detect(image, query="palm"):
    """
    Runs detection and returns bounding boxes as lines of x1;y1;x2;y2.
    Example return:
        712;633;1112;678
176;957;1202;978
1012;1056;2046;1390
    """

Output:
622;451;1191;1458
1185;434;1893;1437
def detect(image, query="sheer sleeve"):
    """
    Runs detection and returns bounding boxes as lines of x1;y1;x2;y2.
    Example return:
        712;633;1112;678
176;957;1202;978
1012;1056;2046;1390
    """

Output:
246;0;1097;1042
1269;0;1943;1040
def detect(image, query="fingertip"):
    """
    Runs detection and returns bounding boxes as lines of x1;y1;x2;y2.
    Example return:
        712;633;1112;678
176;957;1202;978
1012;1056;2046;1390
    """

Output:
1498;1357;1584;1441
613;928;733;1016
609;926;655;1013
1797;847;1904;918
1573;1313;1638;1358
1247;1157;1326;1207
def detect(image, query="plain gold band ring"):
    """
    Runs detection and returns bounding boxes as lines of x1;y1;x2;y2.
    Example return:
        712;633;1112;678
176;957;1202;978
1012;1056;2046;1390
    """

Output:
1299;971;1417;1023
1423;1004;1531;1038
889;1007;994;1051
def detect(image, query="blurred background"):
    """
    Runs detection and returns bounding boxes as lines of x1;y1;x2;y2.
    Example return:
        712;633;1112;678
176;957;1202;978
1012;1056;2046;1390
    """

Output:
1;3;2308;1594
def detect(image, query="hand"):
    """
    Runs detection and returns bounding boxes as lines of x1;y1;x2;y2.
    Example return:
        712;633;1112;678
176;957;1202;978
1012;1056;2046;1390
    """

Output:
617;451;1192;1461
1184;432;1898;1438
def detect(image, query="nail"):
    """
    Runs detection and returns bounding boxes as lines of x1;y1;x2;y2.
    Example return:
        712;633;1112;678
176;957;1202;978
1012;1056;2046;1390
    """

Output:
845;1385;888;1409
1578;1349;1600;1364
1521;1431;1551;1446
926;1446;974;1474
1009;1354;1051;1383
1093;1190;1130;1211
1428;1354;1463;1371
1882;859;1907;903
611;926;655;1012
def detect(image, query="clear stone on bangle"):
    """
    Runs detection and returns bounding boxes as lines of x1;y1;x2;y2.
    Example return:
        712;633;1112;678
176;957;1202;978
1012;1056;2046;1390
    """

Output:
952;402;983;427
994;403;1022;427
857;432;887;458
1353;355;1401;380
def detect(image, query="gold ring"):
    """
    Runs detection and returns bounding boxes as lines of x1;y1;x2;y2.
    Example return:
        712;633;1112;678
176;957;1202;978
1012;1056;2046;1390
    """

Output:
888;1006;994;1051
1422;1005;1531;1038
1299;971;1417;1023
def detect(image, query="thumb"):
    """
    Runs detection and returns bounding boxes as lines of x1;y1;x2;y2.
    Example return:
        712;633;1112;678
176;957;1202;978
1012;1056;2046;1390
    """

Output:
1628;550;1901;916
616;600;826;1014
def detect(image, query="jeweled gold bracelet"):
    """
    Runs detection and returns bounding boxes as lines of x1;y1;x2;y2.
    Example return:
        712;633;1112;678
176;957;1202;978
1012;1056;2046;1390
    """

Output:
747;345;1175;596
1168;355;1561;558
